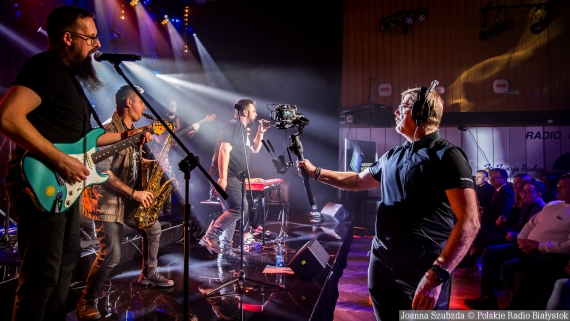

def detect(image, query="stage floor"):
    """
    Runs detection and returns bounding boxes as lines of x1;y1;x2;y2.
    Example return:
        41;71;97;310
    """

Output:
1;215;353;321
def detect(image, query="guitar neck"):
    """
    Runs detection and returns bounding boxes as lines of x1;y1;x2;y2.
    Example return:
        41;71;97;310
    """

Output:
91;128;152;164
177;117;208;133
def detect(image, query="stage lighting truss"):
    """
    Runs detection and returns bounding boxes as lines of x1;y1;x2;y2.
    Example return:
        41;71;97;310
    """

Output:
377;8;429;34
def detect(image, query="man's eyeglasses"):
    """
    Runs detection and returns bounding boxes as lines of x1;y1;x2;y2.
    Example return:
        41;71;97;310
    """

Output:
66;31;99;46
521;189;537;194
397;104;412;114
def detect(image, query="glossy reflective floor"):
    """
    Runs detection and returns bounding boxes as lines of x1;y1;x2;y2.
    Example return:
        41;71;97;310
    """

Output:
57;218;352;321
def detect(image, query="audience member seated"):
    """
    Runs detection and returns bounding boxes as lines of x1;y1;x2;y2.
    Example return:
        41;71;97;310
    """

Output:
506;255;570;309
546;276;570;310
504;180;545;242
464;173;570;310
456;168;514;270
501;174;531;228
475;169;495;214
542;174;559;203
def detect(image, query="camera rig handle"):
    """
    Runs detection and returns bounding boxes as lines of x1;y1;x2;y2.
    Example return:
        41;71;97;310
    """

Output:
288;133;315;207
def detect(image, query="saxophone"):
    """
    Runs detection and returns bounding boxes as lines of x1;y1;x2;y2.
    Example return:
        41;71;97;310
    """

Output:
132;133;175;229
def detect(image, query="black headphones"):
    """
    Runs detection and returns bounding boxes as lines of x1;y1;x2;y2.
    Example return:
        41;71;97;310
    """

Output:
411;80;439;125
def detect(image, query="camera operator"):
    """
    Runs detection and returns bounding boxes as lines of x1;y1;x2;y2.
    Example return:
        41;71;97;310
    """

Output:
199;99;270;261
297;87;479;320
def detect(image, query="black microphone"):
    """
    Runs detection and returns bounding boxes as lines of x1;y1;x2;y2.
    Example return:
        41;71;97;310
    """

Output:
93;52;141;62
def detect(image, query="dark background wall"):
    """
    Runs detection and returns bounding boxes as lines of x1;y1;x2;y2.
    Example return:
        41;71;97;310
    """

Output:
340;0;570;120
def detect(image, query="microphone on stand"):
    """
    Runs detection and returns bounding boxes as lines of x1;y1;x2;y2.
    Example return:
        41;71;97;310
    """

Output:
93;52;141;62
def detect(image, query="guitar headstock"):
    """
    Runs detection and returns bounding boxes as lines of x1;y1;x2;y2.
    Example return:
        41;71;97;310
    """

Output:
152;120;174;135
205;114;216;122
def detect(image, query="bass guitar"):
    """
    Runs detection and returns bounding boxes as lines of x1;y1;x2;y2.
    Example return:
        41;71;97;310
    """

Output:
21;121;170;213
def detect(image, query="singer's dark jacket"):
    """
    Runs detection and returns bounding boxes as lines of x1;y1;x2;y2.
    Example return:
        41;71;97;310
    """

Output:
368;130;474;249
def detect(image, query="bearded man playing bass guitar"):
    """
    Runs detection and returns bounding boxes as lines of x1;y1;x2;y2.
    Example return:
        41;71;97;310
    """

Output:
77;85;175;320
0;6;153;321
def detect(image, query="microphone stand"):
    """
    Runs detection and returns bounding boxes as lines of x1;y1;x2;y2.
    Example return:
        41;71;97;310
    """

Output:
107;60;227;321
204;113;283;320
0;140;18;255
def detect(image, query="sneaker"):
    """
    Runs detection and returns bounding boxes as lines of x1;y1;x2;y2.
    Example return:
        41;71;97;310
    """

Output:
218;251;246;263
464;296;498;310
138;272;175;287
199;235;223;254
76;298;101;320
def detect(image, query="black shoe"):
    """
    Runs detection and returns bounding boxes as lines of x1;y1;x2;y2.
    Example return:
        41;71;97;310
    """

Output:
138;272;175;287
464;296;498;310
76;298;101;320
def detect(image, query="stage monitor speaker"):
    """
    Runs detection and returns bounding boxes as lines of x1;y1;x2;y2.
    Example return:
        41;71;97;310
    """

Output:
288;238;330;280
320;202;353;222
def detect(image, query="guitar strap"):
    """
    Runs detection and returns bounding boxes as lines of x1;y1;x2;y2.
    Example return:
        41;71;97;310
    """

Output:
70;75;104;128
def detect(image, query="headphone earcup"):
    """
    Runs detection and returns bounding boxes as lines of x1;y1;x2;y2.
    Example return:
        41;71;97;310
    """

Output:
411;87;429;124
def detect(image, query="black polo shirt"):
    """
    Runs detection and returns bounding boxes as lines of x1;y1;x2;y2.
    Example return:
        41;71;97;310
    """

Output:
368;130;473;249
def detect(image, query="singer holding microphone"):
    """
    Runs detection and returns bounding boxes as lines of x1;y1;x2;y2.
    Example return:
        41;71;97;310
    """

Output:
0;6;152;321
199;99;270;262
297;85;479;320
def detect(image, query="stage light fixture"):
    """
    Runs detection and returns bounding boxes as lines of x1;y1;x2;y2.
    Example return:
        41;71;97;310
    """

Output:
529;6;549;35
417;9;428;23
130;0;138;6
377;8;428;34
378;18;388;32
479;10;514;41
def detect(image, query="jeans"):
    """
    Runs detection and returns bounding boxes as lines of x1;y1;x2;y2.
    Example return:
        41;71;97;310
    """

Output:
10;193;82;321
82;218;162;301
368;238;451;321
207;176;248;253
480;242;521;298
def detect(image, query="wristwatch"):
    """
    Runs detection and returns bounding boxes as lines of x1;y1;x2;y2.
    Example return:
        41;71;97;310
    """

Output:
430;265;451;283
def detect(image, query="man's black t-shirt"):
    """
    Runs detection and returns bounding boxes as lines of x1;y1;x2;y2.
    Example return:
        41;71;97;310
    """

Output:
368;131;474;248
13;51;92;143
209;119;250;178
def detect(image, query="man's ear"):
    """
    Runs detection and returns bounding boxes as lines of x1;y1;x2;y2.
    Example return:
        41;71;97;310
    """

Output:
62;32;73;46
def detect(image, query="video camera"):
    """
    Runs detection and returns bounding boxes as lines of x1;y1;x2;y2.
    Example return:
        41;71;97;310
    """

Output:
270;104;309;131
264;103;314;207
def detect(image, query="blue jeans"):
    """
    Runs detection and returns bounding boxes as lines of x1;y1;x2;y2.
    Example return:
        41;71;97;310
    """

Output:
480;242;521;298
207;176;248;253
82;218;162;301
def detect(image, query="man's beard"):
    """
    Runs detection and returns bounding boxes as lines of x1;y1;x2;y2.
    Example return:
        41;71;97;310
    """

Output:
68;50;105;92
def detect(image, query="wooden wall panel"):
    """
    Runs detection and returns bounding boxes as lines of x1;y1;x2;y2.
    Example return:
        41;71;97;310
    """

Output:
341;0;570;114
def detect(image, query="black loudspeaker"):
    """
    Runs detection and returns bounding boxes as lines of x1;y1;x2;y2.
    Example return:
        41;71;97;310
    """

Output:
411;80;439;125
320;202;353;222
287;280;322;314
288;238;330;280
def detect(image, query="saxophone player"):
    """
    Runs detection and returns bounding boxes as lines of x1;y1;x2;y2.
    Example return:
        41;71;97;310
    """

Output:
77;85;174;320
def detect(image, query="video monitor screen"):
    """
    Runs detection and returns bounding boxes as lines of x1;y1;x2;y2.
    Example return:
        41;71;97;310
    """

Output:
343;139;377;172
